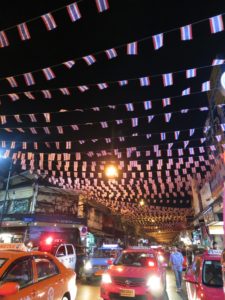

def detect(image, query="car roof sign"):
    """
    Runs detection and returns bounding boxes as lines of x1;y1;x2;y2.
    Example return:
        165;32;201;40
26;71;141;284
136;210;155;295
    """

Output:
207;249;222;256
0;243;28;251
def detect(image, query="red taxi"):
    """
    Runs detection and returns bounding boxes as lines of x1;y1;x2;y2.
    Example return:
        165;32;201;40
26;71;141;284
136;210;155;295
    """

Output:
100;247;167;300
0;243;77;300
184;249;224;300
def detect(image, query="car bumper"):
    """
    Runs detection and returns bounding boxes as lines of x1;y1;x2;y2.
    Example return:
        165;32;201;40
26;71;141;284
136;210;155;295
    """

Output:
83;267;108;279
100;284;162;300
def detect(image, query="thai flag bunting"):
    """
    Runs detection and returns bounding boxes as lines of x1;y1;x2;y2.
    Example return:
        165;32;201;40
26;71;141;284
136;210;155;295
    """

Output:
221;124;225;131
83;55;96;65
139;76;150;86
57;126;63;134
42;90;52;98
162;73;173;87
182;88;190;96
63;60;75;68
179;158;183;164
146;134;151;139
168;143;173;150
167;150;172;157
0;116;6;124
29;114;37;122
181;109;188;113
200;138;206;143
8;93;19;101
24;92;35;99
186;68;197;78
44;127;51;134
199;146;205;153
201;81;210;92
119;137;125;141
174;131;180;140
162;98;171;107
215;135;222;142
116;120;123;124
198;155;204;161
212;59;225;66
178;149;183;156
100;121;108;128
184;141;189;148
144;100;152;110
165;113;172;122
118;80;128;86
148;115;154;123
0;31;9;47
209;15;224;34
210;145;216;151
41;13;57;31
105;138;111;143
6;77;18;88
92;107;100;111
189;148;194;155
97;83;108;90
95;0;109;13
10;141;15;149
132;118;138;127
160;132;166;141
67;2;81;22
71;125;79;130
17;128;25;133
105;48;117;59
180;24;192;40
14;115;22;123
108;105;116;109
60;88;70;95
126;103;134;111
189;128;195;136
44;113;50;123
152;33;163;50
17;23;31;40
127;42;138;55
77;85;89;92
154;145;159;152
42;68;55;80
24;73;35;86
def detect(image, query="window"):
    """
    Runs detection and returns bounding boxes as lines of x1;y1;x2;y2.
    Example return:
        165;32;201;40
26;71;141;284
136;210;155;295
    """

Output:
0;258;33;288
35;257;59;281
67;245;74;255
0;258;7;268
56;245;66;257
115;252;156;267
203;260;223;287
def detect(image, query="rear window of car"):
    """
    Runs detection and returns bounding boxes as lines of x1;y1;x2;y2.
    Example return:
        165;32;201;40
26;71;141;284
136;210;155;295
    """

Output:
66;245;74;255
0;258;7;267
114;252;156;267
202;260;223;287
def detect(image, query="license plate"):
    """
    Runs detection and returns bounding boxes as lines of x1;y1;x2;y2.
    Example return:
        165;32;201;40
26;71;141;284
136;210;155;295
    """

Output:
120;289;135;297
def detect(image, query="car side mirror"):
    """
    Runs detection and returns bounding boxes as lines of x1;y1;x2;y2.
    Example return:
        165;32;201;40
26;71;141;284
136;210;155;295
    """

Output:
0;282;19;296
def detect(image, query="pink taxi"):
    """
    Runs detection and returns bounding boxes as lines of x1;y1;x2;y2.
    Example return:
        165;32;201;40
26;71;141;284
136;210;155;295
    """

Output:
100;247;167;300
184;249;224;300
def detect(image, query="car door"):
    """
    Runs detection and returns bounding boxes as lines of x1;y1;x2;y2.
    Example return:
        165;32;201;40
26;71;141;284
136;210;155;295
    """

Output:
33;255;64;300
65;244;76;270
0;256;36;300
185;257;201;300
55;244;67;268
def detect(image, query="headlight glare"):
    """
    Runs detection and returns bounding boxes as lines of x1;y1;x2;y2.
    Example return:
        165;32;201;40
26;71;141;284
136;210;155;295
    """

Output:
102;273;112;284
146;275;161;290
84;261;92;270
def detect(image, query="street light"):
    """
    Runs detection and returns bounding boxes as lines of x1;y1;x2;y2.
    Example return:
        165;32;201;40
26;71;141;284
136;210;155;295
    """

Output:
105;164;118;178
0;156;13;230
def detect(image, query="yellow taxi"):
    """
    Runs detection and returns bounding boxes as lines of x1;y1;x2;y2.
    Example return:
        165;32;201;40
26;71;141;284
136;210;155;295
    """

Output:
0;243;77;300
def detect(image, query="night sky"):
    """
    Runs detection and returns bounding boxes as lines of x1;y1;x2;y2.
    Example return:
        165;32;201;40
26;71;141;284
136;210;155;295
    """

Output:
0;0;225;223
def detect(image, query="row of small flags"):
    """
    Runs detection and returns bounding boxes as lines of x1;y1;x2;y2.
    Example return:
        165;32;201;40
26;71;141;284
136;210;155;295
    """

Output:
0;0;109;47
0;106;211;135
0;102;213;125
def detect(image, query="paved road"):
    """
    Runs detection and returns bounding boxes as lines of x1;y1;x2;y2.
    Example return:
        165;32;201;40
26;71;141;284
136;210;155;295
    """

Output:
76;270;188;300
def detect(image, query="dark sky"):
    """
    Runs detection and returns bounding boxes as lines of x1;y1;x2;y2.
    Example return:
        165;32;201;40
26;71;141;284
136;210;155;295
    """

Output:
0;0;225;212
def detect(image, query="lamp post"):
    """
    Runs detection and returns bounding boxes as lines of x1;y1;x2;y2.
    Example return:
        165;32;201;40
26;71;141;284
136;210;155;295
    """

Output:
0;157;13;230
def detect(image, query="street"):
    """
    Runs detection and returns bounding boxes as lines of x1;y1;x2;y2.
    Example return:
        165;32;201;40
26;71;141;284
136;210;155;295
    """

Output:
76;270;188;300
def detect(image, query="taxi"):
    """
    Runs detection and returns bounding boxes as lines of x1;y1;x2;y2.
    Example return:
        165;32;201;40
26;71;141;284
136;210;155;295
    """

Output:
184;249;223;300
100;247;167;300
0;243;77;300
83;244;122;282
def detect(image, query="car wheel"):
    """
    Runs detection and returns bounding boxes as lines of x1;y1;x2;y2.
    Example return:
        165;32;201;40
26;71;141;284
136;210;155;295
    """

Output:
61;296;69;300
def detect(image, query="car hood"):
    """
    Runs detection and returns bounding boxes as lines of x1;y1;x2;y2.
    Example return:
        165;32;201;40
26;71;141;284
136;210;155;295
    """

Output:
108;265;158;278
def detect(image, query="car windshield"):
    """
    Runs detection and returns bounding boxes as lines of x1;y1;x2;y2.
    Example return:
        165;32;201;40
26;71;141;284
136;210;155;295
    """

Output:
114;252;156;267
92;249;112;258
202;260;223;287
0;258;6;267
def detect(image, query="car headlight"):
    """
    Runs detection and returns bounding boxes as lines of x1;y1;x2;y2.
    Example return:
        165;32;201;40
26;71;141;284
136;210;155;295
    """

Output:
102;273;112;284
84;261;92;270
146;275;161;290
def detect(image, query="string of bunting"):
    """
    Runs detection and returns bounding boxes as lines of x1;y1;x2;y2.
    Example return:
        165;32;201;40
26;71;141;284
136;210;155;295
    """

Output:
0;0;109;48
1;13;224;88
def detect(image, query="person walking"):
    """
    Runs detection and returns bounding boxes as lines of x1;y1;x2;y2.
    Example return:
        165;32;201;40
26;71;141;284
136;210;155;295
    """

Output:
169;246;184;292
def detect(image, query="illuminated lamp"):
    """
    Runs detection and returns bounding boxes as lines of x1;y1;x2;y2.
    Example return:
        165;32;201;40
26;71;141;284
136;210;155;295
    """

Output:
105;164;118;178
221;72;225;89
45;236;53;245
